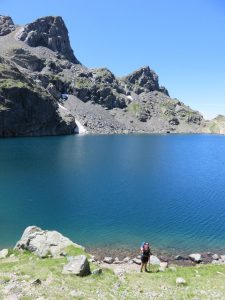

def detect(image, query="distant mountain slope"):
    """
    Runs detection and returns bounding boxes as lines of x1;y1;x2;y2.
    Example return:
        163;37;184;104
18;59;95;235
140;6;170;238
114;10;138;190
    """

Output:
0;15;221;136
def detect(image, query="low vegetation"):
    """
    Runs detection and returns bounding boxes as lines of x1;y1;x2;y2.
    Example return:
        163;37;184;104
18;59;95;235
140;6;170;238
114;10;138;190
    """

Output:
0;247;225;299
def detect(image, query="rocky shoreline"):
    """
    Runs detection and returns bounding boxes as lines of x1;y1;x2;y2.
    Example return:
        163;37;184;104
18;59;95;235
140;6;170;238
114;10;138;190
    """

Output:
87;246;225;267
1;226;225;299
1;226;225;269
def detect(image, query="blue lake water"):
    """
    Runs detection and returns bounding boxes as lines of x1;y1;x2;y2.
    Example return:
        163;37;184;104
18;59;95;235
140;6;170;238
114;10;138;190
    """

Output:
0;134;225;254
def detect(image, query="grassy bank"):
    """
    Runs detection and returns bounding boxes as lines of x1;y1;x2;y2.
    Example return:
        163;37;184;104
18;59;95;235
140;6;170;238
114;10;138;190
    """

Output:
0;248;225;299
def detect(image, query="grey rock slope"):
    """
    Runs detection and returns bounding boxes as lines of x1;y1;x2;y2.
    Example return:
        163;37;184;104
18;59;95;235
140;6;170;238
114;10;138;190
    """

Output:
0;15;218;136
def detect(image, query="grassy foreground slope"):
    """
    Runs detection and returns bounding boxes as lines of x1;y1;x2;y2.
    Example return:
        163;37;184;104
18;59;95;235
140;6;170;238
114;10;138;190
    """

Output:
0;247;225;299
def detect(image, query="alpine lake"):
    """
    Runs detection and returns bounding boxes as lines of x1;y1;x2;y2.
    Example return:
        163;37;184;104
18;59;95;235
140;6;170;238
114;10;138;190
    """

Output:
1;134;225;256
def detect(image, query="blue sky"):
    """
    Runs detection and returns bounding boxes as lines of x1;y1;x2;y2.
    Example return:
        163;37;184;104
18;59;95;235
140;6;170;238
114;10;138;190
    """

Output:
1;0;225;119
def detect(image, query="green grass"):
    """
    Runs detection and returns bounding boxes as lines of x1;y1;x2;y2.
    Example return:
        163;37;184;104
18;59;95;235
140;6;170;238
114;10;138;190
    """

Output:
128;102;141;114
1;250;225;299
75;77;91;89
0;78;29;89
209;122;220;133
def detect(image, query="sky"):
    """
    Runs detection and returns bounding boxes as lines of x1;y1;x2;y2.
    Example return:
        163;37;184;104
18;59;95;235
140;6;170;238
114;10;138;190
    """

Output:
1;0;225;119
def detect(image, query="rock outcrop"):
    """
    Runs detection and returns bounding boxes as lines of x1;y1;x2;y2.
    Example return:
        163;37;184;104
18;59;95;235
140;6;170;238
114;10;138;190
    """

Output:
15;226;84;258
121;66;169;96
0;15;15;36
16;16;79;63
62;255;91;276
0;56;76;136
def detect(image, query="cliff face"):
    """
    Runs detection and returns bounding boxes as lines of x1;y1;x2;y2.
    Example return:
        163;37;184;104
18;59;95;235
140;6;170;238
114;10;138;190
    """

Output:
0;15;217;136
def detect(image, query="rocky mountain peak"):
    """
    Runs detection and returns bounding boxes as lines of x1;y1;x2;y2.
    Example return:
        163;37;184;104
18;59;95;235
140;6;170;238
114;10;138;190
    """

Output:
0;15;15;36
123;66;159;94
121;66;169;95
16;16;79;63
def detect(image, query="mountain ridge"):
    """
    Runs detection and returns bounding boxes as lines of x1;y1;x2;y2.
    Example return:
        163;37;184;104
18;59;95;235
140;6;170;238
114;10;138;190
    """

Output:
0;15;223;136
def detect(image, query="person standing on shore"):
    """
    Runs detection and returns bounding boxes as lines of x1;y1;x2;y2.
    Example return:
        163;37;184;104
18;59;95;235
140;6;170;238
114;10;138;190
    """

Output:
140;242;151;272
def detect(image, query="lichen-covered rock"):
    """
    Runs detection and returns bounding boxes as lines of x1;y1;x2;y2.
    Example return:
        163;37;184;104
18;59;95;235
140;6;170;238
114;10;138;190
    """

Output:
16;16;79;63
62;255;91;276
0;15;15;36
15;226;84;258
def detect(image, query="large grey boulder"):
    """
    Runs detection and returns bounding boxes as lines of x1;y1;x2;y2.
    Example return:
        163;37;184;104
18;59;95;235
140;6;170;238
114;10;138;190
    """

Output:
15;226;84;258
16;16;79;63
0;15;15;36
62;255;90;276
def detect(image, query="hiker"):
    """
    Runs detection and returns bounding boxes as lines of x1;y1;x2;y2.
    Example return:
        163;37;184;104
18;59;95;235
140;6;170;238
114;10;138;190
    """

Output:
140;242;151;272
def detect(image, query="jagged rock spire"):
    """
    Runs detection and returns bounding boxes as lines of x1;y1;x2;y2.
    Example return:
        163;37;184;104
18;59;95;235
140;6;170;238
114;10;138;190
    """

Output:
0;15;15;36
16;16;79;63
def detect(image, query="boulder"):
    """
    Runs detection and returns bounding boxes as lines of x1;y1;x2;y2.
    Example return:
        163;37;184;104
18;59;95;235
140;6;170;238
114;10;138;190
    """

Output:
212;254;219;260
150;255;161;265
189;253;202;263
113;257;123;264
62;255;90;276
220;255;225;262
0;248;8;259
176;277;186;285
212;260;222;265
0;15;15;36
15;226;84;258
103;257;114;264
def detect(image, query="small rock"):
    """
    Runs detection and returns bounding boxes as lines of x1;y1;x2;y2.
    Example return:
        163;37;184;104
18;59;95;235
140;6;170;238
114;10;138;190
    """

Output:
212;254;219;260
4;295;20;300
133;258;141;265
92;268;102;275
176;277;186;285
159;262;168;272
103;257;114;264
32;278;41;285
175;255;186;260
189;253;202;263
220;255;225;262
212;259;224;265
63;255;90;276
123;257;130;263
0;249;9;259
69;290;84;297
